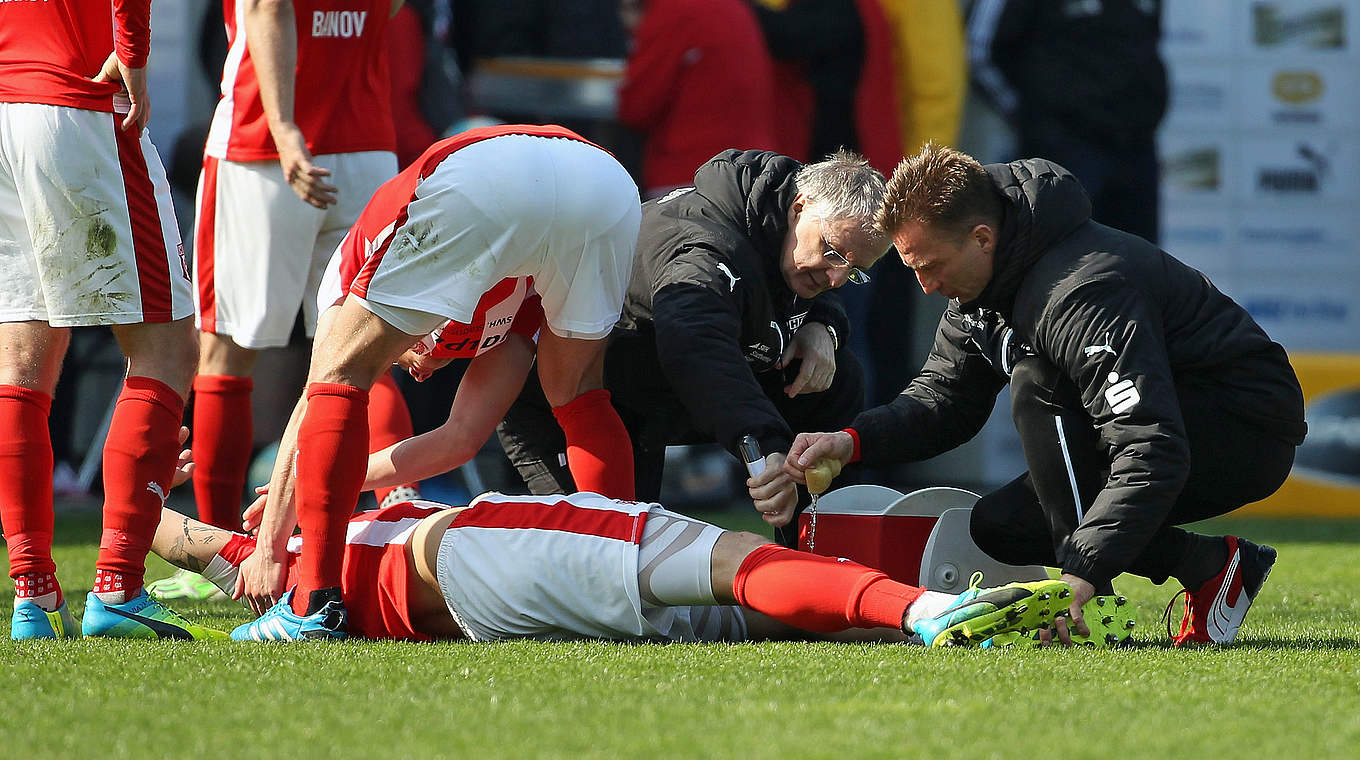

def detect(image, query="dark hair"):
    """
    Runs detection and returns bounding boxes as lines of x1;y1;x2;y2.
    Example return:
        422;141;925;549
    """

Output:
876;142;1002;239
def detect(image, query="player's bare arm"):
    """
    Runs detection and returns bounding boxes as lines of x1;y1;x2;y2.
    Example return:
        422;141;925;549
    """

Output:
243;0;337;208
367;334;535;489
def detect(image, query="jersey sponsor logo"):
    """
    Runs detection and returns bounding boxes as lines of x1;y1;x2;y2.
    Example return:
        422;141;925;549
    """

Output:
1083;332;1118;359
436;333;506;355
715;263;740;292
1104;372;1141;414
312;10;368;38
787;311;808;333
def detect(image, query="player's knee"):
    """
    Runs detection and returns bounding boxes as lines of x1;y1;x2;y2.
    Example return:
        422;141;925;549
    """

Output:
710;531;775;603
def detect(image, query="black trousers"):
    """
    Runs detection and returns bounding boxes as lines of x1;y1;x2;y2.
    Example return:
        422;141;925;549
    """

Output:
970;356;1296;587
497;332;866;546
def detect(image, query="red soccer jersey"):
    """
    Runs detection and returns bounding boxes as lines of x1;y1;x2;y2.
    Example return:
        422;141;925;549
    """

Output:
283;501;442;641
409;278;545;360
0;0;149;112
205;0;397;161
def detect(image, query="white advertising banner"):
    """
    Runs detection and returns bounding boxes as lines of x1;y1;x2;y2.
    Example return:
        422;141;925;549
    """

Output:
1160;0;1359;354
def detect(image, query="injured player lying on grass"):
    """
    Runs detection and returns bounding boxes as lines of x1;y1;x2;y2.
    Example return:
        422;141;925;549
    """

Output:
150;491;1072;646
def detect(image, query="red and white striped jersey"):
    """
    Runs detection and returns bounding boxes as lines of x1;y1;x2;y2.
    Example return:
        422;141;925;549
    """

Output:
204;0;396;161
409;277;545;360
285;500;442;641
0;0;149;112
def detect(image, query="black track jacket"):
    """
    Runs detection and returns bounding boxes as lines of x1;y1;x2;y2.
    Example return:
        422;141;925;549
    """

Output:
616;149;851;459
852;159;1306;583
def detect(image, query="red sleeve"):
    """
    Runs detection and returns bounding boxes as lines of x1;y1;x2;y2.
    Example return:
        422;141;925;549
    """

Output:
509;295;545;339
616;0;689;128
113;0;151;68
842;427;862;463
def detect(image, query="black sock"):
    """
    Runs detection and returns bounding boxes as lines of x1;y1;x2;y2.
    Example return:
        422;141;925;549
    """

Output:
1171;534;1230;592
305;586;343;615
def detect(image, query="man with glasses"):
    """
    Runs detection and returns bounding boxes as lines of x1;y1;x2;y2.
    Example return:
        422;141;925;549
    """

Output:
499;149;891;545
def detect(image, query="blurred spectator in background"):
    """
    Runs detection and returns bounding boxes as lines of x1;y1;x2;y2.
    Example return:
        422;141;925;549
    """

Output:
849;0;967;407
470;0;626;59
617;0;779;199
748;0;901;175
387;3;450;167
189;0;409;544
968;0;1167;243
880;0;966;156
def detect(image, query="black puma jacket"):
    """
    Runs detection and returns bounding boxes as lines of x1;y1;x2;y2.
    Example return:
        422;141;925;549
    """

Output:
851;158;1305;584
615;149;851;459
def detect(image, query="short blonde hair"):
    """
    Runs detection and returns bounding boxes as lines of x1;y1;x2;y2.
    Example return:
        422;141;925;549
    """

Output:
876;142;1001;238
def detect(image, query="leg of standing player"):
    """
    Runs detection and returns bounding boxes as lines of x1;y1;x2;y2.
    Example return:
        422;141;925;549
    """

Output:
270;297;420;618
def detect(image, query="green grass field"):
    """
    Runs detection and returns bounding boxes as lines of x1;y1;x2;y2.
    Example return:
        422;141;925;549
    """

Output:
3;509;1359;759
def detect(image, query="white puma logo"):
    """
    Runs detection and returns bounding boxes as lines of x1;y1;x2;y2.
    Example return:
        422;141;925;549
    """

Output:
146;481;169;508
1084;332;1117;358
716;263;740;292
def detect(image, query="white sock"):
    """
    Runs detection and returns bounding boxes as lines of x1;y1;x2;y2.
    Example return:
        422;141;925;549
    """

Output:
202;554;240;597
904;590;959;630
19;590;61;611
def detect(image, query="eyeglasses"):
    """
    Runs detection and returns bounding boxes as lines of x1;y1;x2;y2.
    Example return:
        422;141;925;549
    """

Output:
817;217;871;285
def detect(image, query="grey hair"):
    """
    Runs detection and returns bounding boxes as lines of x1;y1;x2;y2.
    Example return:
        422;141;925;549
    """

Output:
793;149;888;233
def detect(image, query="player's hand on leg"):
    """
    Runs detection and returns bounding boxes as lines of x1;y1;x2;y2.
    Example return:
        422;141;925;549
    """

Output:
1038;573;1094;646
234;547;288;616
270;122;337;208
748;452;798;527
784;431;854;485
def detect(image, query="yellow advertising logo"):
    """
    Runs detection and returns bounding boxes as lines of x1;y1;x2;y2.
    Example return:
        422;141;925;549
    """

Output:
1272;70;1324;104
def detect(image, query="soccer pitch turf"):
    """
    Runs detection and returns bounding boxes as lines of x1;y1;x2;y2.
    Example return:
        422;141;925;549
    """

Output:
3;510;1358;759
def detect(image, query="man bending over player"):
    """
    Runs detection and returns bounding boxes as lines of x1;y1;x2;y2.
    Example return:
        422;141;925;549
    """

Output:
151;492;1072;646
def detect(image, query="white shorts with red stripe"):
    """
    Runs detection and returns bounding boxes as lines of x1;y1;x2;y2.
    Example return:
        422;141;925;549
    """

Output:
193;150;396;348
436;492;747;642
0;103;191;326
351;134;640;340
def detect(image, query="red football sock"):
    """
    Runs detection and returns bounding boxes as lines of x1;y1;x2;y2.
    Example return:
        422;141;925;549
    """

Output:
13;572;63;608
552;388;635;499
367;371;416;505
0;386;56;581
293;383;369;613
732;544;925;632
190;374;254;529
217;533;257;566
96;377;185;598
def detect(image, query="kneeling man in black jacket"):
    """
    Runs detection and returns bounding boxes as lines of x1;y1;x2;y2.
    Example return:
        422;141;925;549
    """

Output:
788;143;1306;647
500;149;892;546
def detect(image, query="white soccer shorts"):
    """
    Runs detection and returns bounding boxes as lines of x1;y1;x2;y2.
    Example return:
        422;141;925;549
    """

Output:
352;134;640;340
0;103;191;326
193;150;396;348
